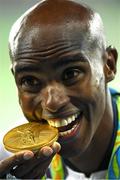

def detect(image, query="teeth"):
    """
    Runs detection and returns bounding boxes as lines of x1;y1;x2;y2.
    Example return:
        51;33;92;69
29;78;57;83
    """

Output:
75;114;78;118
47;112;79;128
72;115;76;121
61;120;68;126
55;121;60;127
68;117;72;124
59;124;77;136
49;121;55;126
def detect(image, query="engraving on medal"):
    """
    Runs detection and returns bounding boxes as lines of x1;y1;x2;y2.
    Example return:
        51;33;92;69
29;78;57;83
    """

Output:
17;130;35;145
3;122;58;153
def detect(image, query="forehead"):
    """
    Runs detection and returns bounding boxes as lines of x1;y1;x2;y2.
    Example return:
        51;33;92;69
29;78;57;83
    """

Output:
10;3;105;65
11;20;104;76
14;22;97;61
9;0;106;63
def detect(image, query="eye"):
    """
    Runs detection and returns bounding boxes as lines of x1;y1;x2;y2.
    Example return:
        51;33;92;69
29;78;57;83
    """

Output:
20;76;41;92
63;69;80;80
62;68;84;85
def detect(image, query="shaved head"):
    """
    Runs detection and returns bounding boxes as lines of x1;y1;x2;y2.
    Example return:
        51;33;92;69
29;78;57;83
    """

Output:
9;0;106;63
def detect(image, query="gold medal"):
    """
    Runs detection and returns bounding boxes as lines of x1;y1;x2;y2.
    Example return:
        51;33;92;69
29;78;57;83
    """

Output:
3;122;58;153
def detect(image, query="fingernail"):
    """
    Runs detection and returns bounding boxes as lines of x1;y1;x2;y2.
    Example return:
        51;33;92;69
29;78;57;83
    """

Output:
52;142;61;152
23;152;33;160
42;148;53;157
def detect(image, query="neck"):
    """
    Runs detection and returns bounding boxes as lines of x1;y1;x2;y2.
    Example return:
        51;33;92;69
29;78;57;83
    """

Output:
67;89;114;175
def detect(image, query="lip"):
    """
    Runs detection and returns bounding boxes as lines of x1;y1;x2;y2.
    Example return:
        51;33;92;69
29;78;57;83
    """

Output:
59;113;83;139
44;111;83;140
42;110;79;121
34;107;84;140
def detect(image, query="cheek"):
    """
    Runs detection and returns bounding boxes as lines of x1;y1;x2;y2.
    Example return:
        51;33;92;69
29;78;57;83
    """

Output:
93;76;106;106
91;63;106;92
19;93;36;119
90;77;106;131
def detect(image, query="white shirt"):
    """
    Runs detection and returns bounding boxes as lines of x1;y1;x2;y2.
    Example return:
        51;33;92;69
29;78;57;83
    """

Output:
66;165;106;180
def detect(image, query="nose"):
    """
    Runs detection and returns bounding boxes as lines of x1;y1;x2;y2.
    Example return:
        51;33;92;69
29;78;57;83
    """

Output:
41;82;69;113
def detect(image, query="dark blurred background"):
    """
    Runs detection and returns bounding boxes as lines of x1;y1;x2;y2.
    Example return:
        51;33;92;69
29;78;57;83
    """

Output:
0;0;120;132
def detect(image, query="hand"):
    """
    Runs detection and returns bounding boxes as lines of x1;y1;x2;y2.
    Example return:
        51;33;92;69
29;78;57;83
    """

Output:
0;142;61;179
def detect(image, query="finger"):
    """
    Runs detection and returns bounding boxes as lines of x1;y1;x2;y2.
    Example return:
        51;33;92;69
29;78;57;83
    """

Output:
11;145;59;179
0;150;34;177
11;147;54;178
37;142;61;158
22;156;53;179
23;143;61;179
36;145;54;159
51;142;61;153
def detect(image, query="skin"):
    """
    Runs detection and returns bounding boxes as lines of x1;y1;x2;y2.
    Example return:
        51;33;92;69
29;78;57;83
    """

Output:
0;0;118;178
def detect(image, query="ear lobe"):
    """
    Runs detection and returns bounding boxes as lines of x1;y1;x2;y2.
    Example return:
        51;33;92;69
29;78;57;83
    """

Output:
105;46;118;82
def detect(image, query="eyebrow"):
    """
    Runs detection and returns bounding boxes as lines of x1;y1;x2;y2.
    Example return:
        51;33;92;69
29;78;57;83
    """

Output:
14;63;41;74
14;53;88;74
53;53;88;69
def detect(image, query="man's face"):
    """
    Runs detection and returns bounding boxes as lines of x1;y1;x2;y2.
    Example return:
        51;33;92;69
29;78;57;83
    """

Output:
12;21;107;158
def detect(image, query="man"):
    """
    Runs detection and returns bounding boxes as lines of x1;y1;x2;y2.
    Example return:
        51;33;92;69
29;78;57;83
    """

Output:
0;0;119;179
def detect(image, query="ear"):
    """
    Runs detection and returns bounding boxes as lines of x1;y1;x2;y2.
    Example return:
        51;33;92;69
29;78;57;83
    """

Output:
104;46;118;83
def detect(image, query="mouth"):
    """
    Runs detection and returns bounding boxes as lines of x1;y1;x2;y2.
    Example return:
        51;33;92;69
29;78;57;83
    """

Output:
45;111;83;138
